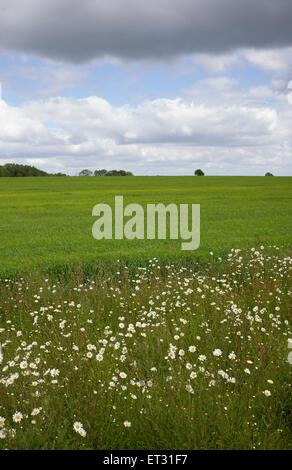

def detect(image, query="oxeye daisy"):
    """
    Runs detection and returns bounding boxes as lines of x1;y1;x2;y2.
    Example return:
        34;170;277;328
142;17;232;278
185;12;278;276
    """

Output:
123;420;131;427
198;355;206;362
263;390;271;397
228;352;236;360
73;421;83;433
188;346;196;352
13;412;23;423
0;417;5;427
96;354;103;362
213;349;222;357
31;408;41;416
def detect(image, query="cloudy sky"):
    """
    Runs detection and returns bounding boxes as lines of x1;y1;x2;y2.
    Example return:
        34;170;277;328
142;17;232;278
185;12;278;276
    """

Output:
0;0;292;175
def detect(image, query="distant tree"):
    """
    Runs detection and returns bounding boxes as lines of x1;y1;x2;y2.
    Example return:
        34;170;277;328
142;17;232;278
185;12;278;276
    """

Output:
0;163;67;177
105;169;134;176
0;163;48;177
79;169;93;176
194;169;205;176
105;170;119;176
265;172;274;176
94;169;107;176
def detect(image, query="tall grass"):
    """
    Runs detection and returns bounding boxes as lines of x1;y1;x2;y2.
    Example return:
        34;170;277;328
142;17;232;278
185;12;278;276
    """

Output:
0;246;291;449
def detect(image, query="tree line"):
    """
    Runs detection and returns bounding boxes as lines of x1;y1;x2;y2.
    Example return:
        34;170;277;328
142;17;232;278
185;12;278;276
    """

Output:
79;169;134;176
0;163;66;177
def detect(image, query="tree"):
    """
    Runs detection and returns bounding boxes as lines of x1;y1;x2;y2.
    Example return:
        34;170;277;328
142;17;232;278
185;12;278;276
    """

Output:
265;172;274;176
105;169;134;176
0;163;67;177
0;163;48;177
79;169;93;176
94;169;107;176
194;169;205;176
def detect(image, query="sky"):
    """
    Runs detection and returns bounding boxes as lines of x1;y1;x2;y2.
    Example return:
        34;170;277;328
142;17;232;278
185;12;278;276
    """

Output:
0;0;292;176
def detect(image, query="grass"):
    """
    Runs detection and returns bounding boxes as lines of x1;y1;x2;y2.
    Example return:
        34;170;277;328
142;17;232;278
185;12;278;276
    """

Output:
0;176;291;278
0;246;291;449
0;176;291;449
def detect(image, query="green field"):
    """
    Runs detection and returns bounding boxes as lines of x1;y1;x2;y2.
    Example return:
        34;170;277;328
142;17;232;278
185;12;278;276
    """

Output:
0;176;291;277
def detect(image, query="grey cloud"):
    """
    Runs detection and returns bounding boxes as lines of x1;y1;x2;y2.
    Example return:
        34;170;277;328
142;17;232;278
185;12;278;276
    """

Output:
0;0;292;62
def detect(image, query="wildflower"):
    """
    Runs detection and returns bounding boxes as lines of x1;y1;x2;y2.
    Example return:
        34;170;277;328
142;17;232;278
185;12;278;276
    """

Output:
96;354;103;362
263;390;271;397
213;349;222;357
188;346;196;352
13;412;23;423
0;429;6;439
198;355;206;361
50;368;60;377
31;408;41;416
73;422;84;433
228;352;236;360
123;421;132;427
0;417;5;427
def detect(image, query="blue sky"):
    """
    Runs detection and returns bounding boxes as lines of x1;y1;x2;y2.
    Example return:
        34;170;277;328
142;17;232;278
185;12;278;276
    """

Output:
0;53;270;107
0;0;292;176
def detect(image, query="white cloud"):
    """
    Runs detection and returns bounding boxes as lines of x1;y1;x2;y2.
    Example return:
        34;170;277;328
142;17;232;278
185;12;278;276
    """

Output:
0;76;291;175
